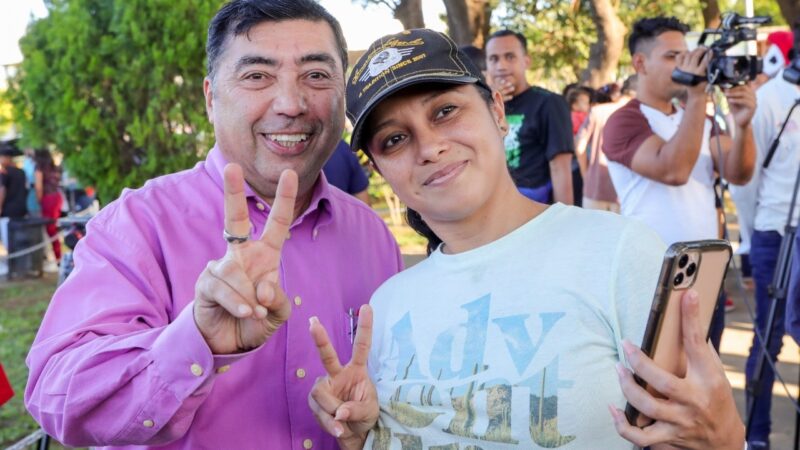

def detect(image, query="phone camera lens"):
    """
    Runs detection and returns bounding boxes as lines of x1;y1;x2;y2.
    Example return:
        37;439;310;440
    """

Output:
686;262;697;277
673;273;684;286
679;254;689;268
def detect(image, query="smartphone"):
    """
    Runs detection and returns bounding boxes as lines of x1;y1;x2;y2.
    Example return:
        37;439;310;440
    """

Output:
624;239;732;427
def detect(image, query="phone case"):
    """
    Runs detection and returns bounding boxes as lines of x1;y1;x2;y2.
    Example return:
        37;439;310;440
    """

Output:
624;239;732;427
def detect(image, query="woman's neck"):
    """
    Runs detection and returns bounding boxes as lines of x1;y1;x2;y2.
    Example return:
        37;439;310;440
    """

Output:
429;182;547;255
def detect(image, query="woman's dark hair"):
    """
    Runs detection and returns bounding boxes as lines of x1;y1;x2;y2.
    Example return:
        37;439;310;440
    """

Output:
206;0;348;81
391;83;494;256
33;149;55;171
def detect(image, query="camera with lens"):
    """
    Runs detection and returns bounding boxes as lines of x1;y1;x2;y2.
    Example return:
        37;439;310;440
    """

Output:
672;12;771;88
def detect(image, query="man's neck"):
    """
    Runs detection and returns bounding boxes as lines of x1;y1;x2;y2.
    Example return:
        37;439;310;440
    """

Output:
635;90;675;115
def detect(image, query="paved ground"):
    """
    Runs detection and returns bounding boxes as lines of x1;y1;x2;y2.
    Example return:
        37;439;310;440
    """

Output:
401;253;800;448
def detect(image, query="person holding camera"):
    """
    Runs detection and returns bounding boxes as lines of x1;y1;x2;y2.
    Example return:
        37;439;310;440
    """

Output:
603;16;756;356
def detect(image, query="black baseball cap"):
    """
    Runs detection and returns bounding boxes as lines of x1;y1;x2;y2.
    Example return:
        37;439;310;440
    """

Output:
346;28;490;155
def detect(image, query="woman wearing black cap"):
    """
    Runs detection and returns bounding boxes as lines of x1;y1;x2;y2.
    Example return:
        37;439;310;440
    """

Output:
308;29;745;450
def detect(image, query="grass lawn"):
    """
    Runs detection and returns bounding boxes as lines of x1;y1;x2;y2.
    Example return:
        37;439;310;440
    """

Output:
0;273;66;448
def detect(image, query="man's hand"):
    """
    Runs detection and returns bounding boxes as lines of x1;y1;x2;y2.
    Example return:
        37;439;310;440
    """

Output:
308;305;379;450
609;290;745;450
724;84;757;128
489;75;516;102
193;164;296;354
676;47;711;97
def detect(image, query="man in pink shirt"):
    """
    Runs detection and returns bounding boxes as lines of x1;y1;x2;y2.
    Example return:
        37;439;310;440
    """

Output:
24;1;402;448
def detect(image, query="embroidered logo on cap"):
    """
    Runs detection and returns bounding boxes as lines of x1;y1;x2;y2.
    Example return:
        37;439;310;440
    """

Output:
360;47;415;81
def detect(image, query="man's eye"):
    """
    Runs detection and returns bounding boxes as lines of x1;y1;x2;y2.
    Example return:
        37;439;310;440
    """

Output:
308;71;330;80
246;73;265;80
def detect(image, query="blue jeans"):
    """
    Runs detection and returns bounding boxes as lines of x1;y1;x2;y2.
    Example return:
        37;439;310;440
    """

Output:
745;230;787;443
708;289;726;352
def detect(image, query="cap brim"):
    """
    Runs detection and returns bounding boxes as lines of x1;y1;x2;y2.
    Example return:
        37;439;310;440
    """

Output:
350;73;482;155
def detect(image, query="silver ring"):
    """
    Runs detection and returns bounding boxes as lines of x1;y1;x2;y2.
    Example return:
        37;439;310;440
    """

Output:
223;229;250;244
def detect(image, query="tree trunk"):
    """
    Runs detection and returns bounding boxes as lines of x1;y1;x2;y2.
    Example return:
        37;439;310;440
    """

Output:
702;0;721;29
442;0;493;47
394;0;425;30
580;0;626;88
777;0;800;31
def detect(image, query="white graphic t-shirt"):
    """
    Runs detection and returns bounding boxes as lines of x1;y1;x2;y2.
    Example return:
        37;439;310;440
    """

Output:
365;204;665;449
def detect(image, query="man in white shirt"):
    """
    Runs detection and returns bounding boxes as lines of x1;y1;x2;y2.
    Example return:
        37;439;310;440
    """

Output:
602;14;757;403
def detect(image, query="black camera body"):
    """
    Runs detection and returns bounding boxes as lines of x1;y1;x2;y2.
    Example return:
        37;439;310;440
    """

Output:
784;54;800;85
672;13;770;88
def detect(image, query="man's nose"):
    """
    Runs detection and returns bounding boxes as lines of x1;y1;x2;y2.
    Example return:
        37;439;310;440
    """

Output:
272;77;307;117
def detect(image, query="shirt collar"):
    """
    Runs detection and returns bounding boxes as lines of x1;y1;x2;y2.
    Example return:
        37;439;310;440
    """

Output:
204;144;335;226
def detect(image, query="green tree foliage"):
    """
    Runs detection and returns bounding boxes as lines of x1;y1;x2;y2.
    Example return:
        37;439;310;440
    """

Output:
0;89;14;138
494;0;705;91
7;0;224;203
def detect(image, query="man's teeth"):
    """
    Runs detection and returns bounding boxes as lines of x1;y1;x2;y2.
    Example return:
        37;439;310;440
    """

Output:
268;134;309;146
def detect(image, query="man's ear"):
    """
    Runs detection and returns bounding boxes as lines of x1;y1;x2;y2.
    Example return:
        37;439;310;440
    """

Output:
632;53;647;75
203;77;215;123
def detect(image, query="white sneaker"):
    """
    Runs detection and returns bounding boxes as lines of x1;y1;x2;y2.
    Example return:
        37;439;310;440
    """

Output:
43;260;59;273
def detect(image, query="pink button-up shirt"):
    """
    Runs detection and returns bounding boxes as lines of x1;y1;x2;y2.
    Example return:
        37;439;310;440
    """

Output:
25;146;403;449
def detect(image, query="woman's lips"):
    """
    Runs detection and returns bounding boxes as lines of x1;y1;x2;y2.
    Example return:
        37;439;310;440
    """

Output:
423;161;468;186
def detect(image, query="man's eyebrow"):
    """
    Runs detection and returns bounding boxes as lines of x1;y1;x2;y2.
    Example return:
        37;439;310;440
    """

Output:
234;55;276;72
299;52;339;71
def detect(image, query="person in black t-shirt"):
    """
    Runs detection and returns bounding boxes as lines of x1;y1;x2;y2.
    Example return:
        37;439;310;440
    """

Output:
485;29;575;205
0;143;28;219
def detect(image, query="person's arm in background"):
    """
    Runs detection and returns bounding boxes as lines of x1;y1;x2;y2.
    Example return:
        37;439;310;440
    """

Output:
543;93;576;205
34;170;43;202
549;154;574;205
574;112;595;177
712;85;756;185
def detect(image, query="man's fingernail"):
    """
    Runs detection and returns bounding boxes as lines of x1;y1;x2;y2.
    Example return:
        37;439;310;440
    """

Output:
238;304;252;316
615;362;626;377
309;316;319;327
255;305;268;318
334;425;343;438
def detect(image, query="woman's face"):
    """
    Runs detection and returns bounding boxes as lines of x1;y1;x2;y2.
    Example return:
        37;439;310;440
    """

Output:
365;84;509;224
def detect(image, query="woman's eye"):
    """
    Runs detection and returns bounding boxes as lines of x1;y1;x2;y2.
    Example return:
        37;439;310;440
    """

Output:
383;134;406;150
436;105;457;119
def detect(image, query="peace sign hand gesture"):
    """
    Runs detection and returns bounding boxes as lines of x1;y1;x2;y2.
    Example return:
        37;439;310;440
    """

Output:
193;163;296;355
308;305;379;450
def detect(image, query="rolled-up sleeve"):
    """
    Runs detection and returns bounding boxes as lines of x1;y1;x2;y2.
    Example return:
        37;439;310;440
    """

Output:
24;203;245;447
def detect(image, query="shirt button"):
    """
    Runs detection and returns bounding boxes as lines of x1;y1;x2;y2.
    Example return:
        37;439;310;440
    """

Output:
294;296;302;306
143;419;154;428
296;368;306;379
216;365;231;374
303;438;313;449
312;229;319;239
256;202;265;211
190;363;203;377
